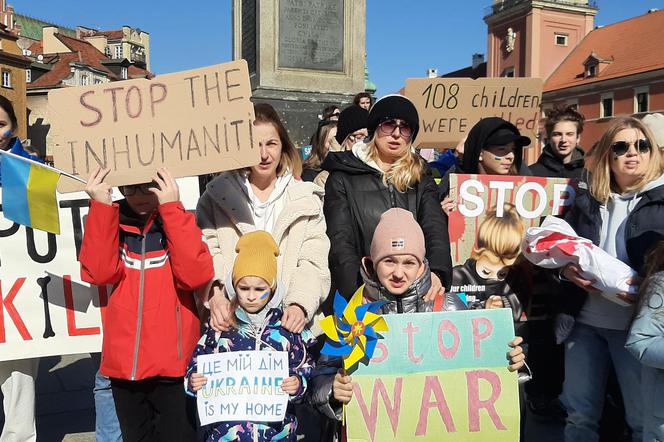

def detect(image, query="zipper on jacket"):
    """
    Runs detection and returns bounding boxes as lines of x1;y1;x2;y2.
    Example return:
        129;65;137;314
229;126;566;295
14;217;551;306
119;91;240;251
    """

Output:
396;297;403;314
130;234;147;380
175;304;182;359
388;183;397;207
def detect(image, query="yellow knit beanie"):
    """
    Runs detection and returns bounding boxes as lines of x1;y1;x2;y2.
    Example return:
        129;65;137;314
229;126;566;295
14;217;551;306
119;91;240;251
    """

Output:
232;231;280;288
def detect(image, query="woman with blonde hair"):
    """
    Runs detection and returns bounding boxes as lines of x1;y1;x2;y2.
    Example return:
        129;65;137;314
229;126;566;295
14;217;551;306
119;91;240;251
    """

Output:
554;116;664;441
197;103;330;335
323;94;452;303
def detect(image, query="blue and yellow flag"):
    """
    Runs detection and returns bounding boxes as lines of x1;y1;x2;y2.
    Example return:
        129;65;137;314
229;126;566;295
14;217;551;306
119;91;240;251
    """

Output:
0;151;60;234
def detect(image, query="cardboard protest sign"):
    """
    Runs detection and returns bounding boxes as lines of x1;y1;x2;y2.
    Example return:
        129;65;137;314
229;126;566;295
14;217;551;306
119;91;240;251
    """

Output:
50;60;259;192
0;178;200;361
404;78;543;149
196;351;289;425
346;309;519;442
446;174;577;316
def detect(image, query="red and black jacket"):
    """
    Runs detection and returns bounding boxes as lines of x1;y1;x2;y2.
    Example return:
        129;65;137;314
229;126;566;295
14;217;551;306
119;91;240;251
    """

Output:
80;199;213;380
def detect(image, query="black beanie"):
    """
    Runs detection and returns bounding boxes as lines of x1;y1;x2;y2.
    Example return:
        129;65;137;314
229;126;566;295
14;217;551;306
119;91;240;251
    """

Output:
367;94;419;141
335;105;369;145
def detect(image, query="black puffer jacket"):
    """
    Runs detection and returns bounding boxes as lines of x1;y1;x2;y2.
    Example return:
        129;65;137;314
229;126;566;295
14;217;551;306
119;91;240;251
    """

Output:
322;149;453;301
559;179;664;316
530;144;586;180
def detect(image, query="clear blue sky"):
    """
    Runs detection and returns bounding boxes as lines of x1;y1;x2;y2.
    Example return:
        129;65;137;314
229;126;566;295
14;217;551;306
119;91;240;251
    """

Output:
16;0;662;95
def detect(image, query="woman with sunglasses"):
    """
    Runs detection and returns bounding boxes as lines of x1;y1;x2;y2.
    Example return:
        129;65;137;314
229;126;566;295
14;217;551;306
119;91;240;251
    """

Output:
322;94;452;304
553;116;664;441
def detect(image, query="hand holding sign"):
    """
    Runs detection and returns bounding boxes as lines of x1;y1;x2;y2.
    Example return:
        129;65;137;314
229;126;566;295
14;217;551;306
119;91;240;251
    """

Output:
148;168;180;205
280;375;300;395
85;167;112;205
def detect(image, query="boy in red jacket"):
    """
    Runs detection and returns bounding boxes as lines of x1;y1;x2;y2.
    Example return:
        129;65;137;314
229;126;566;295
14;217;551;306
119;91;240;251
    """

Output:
80;167;213;441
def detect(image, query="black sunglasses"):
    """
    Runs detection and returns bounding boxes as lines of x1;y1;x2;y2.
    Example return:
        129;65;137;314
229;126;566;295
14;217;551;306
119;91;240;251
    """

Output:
122;182;155;196
611;139;651;156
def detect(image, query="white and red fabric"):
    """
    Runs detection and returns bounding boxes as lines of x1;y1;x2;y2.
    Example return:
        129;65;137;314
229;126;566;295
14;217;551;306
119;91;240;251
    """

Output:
523;216;637;306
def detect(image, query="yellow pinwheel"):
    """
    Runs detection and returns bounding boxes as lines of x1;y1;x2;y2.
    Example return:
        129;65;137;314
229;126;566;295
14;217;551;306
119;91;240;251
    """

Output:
319;286;389;371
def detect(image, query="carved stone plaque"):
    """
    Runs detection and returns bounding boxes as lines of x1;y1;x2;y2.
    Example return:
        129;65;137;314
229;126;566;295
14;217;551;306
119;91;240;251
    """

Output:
278;0;344;71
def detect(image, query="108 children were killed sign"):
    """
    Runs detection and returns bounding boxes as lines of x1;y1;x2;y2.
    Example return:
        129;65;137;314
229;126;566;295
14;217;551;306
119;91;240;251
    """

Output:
49;60;259;192
404;77;543;149
346;309;519;442
196;351;289;425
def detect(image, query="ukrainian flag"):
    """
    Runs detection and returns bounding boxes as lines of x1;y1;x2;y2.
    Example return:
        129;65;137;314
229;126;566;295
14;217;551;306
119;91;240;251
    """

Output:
0;151;60;234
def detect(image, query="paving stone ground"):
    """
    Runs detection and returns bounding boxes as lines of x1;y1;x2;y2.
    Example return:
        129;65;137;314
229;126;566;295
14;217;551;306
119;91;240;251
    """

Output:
1;353;563;441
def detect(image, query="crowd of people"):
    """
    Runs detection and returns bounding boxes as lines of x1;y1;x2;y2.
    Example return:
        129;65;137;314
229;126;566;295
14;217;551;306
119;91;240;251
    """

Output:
2;87;664;441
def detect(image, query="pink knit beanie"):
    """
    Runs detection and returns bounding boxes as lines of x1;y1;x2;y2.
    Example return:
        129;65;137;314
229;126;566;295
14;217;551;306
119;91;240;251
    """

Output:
370;208;425;264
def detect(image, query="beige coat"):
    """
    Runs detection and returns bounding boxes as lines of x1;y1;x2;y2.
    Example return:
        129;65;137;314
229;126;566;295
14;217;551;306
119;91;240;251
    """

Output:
196;171;330;325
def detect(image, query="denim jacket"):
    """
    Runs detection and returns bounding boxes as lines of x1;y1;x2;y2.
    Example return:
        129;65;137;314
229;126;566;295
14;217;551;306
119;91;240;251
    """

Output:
626;272;664;442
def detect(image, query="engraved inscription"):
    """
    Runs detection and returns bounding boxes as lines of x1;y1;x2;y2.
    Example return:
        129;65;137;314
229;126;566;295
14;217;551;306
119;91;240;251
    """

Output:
278;0;344;71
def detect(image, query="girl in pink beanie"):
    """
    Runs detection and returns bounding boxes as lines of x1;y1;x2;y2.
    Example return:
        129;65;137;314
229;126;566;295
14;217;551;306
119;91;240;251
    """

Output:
308;208;525;426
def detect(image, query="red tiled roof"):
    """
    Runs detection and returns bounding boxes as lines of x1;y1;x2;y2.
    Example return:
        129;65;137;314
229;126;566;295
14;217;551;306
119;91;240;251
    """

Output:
27;33;152;89
545;10;664;92
128;64;153;79
28;40;42;54
55;34;116;76
28;52;77;88
95;30;123;40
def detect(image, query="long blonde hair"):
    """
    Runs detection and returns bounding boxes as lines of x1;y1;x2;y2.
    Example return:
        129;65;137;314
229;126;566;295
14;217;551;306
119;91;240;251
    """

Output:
366;138;425;193
589;116;663;203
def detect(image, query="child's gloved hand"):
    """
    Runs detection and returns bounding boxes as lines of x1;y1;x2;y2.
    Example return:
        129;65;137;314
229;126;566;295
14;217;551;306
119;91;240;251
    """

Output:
507;336;525;372
149;167;180;205
332;370;354;405
281;375;300;395
189;373;208;392
85;167;112;205
281;304;307;333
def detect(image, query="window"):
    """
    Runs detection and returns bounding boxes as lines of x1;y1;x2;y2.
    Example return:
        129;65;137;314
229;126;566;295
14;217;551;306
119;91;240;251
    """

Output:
634;87;649;113
121;67;128;80
26;69;31;83
555;33;568;46
2;70;11;88
503;67;515;77
94;78;103;85
601;95;614;118
587;64;597;77
81;74;89;86
114;45;123;59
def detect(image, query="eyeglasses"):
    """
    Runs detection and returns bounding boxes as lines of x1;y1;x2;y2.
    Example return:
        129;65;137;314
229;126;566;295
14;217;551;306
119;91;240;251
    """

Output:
347;131;367;143
611;139;651;156
331;112;340;117
122;182;154;196
378;119;412;140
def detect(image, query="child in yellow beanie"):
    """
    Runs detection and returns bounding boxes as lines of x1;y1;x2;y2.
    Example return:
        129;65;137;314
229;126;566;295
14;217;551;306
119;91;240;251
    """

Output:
185;231;315;441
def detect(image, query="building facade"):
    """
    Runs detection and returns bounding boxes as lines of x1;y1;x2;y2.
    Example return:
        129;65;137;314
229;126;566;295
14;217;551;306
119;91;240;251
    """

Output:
443;1;664;158
542;9;664;147
0;21;31;140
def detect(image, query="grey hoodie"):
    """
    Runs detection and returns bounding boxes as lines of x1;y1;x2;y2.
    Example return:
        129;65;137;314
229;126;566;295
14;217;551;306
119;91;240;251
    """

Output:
578;173;664;330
